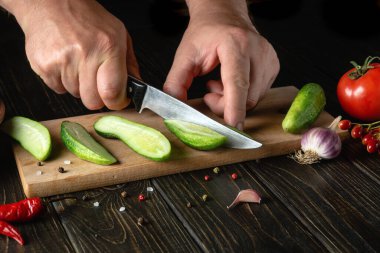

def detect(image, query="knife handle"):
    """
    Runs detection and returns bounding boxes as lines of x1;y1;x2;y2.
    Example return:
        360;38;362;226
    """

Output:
127;75;147;112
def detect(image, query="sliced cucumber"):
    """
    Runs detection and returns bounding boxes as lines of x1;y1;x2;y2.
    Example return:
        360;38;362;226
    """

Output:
164;119;227;150
94;116;171;161
61;121;117;165
1;116;52;161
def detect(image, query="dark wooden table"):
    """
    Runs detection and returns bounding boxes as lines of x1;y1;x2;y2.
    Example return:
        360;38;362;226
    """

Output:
1;0;380;252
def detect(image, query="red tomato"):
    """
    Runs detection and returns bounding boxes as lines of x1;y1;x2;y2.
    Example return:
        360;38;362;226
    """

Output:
337;61;380;121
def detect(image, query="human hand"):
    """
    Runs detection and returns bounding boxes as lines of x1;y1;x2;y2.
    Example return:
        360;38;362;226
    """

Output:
163;1;279;129
9;0;139;110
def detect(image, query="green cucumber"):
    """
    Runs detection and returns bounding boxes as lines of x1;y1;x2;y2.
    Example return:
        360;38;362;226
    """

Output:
282;83;326;133
94;116;171;161
164;119;227;150
1;116;52;161
61;121;117;165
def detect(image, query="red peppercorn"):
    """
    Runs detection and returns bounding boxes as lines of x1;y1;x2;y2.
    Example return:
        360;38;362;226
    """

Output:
138;194;145;202
204;175;210;181
231;173;238;180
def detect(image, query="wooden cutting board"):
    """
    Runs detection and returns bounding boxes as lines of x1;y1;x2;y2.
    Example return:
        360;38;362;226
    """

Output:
12;86;346;197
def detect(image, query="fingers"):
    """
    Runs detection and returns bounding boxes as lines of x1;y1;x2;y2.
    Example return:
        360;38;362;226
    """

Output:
247;43;280;110
28;58;66;94
126;34;140;79
218;45;250;128
163;45;197;101
97;54;128;110
79;61;104;110
204;80;224;116
61;57;80;97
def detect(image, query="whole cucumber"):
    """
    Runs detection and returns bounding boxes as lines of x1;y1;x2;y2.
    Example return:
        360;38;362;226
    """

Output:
282;83;326;133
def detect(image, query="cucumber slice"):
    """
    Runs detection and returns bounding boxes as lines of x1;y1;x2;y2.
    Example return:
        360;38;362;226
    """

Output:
1;116;52;161
61;121;117;165
94;116;171;161
164;119;227;150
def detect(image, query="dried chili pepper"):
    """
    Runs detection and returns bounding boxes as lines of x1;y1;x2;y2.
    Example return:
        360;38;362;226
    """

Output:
0;197;44;223
0;220;25;245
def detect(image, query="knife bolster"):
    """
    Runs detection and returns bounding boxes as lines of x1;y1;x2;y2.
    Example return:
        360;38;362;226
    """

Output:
127;76;147;112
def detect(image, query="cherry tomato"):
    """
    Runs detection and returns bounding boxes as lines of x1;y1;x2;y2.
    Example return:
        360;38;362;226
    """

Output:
337;57;380;121
338;119;351;130
351;125;363;139
366;139;378;153
361;133;375;145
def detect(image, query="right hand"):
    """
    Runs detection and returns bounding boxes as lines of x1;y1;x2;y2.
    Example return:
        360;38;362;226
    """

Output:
12;0;140;110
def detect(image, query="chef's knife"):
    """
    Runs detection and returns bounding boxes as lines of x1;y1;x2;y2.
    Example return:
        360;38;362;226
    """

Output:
126;75;262;149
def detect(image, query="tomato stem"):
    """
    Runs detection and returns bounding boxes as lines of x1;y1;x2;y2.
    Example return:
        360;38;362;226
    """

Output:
348;56;380;80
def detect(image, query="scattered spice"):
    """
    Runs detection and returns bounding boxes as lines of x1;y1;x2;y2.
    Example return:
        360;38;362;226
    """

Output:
146;187;154;192
137;217;145;226
37;161;44;166
186;202;192;208
227;189;261;210
119;206;126;212
202;194;208;202
93;202;100;207
231;173;238;180
204;175;210;181
58;167;65;173
36;170;43;176
0;220;25;245
138;194;145;202
213;167;220;174
63;160;72;165
121;191;128;198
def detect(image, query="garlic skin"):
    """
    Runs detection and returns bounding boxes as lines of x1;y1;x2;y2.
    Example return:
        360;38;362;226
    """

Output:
292;116;342;164
227;189;261;210
301;127;342;159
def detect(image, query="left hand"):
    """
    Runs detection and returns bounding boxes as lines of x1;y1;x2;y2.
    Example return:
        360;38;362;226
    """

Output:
163;3;279;129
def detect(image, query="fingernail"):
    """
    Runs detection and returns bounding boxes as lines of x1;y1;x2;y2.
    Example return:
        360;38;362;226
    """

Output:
236;122;244;131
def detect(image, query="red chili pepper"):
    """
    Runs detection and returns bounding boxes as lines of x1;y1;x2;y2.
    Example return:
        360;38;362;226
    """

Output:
0;197;44;223
0;220;25;245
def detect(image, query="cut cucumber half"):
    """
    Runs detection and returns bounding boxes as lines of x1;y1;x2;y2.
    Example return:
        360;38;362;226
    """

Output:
164;119;227;150
94;116;171;161
61;121;117;165
1;116;52;161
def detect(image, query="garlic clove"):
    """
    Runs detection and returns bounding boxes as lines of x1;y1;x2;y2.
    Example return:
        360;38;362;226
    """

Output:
227;189;261;210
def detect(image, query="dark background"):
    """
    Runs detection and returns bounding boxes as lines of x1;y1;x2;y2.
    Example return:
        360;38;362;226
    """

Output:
0;1;380;252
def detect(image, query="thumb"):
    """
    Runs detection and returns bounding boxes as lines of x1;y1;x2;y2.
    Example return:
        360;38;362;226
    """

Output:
164;47;198;101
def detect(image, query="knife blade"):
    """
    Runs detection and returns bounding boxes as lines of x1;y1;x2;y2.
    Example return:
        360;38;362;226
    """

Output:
126;76;262;149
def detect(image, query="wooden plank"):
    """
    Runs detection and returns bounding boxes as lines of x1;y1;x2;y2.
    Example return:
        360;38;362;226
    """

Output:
249;155;380;252
12;86;346;197
52;181;201;253
149;165;327;252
